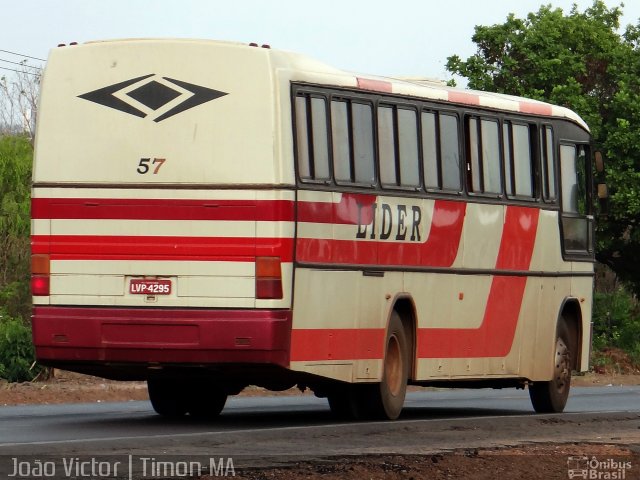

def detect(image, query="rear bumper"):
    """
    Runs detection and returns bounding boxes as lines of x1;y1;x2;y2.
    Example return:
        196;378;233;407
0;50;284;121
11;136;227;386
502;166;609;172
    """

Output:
32;306;292;368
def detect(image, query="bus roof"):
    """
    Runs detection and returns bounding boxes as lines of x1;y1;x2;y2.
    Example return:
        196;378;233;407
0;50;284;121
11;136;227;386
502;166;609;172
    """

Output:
73;38;587;130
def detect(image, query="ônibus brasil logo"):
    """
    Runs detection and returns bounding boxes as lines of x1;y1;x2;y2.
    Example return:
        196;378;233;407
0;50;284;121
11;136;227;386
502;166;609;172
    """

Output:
78;74;227;122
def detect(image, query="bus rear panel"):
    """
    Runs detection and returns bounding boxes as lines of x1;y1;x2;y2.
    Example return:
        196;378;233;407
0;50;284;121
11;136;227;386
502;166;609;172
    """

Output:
32;40;295;381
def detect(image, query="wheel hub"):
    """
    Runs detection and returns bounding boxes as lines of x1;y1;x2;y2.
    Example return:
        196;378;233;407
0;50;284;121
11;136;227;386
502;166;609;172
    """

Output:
553;337;571;393
385;334;403;397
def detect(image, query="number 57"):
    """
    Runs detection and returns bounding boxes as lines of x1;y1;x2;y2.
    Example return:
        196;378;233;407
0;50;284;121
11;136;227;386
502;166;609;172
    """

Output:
137;158;166;174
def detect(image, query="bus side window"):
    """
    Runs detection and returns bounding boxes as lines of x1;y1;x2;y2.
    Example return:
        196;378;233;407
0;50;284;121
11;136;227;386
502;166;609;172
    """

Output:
560;144;586;215
397;108;420;188
380;105;420;189
423;111;461;192
421;111;439;189
331;100;351;183
440;113;461;191
295;94;330;182
378;105;396;185
503;122;534;199
352;102;375;185
310;97;330;180
560;143;592;253
481;119;501;194
466;116;501;195
295;96;311;179
330;99;375;186
540;125;556;201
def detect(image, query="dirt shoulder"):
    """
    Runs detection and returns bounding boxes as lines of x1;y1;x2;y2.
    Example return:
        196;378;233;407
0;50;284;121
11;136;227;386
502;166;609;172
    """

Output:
230;444;639;480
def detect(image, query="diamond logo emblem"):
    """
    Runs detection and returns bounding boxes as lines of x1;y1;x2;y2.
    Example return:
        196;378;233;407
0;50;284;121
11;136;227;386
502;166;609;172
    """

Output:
78;74;228;122
126;80;182;111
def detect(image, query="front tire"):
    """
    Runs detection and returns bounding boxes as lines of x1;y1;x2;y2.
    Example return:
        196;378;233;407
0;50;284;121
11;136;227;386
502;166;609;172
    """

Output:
529;321;573;413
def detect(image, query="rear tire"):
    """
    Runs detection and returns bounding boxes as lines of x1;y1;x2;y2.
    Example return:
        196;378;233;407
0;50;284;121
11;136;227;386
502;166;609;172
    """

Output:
360;312;409;420
327;387;359;419
147;379;188;417
148;379;228;418
187;384;227;419
326;312;410;421
529;320;573;413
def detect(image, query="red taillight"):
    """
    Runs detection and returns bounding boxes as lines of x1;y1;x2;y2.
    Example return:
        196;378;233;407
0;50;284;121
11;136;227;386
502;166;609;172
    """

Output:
31;254;50;296
31;275;50;296
256;256;283;299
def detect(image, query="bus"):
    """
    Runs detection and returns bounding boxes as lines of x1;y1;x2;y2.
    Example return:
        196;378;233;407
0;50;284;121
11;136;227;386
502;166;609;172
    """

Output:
31;39;595;420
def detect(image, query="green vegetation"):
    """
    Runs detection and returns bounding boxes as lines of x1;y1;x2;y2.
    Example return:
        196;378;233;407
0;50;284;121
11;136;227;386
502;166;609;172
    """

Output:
0;317;38;382
0;134;40;382
592;287;640;366
446;0;640;368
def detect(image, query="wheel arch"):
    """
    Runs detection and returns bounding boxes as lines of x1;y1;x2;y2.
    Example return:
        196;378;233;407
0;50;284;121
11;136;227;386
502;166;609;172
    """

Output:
558;297;583;371
389;294;417;381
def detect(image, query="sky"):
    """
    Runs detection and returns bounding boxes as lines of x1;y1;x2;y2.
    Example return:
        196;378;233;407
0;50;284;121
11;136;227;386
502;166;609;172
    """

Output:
1;0;639;82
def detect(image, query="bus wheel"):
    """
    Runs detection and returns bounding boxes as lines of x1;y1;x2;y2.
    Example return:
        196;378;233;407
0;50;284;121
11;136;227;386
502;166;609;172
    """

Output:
187;384;227;419
327;386;359;419
369;311;409;420
529;320;572;413
147;379;188;417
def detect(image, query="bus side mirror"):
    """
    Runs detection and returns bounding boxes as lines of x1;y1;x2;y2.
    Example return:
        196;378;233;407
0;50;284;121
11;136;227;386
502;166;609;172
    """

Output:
594;151;608;216
597;183;608;200
595;151;605;173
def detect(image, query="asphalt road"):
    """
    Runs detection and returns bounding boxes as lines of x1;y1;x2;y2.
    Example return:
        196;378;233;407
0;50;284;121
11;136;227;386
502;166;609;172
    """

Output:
0;386;639;478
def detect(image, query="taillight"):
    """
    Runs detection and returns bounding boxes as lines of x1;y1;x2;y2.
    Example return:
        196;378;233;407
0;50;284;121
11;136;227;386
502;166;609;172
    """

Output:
31;254;50;296
256;256;283;299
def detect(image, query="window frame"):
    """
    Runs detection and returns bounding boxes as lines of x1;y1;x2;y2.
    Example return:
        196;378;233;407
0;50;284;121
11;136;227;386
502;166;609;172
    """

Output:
293;92;332;185
558;141;594;259
540;124;557;203
502;120;537;202
422;108;463;194
465;114;503;198
377;102;421;191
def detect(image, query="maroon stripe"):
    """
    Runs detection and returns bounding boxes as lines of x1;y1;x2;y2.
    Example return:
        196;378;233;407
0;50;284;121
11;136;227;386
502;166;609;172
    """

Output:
32;235;294;262
32;198;295;221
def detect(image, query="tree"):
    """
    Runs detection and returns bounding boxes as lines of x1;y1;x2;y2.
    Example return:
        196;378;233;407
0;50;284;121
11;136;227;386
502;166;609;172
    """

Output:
0;135;32;321
446;1;640;295
0;61;41;141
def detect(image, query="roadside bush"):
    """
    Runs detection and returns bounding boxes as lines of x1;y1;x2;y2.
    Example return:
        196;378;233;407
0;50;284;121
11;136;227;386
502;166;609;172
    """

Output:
0;134;35;382
0;315;40;382
592;287;640;366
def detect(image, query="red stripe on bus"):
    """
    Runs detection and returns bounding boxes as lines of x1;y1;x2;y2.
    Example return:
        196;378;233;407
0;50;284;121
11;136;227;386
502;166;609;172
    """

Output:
296;200;466;267
417;206;540;358
31;198;295;221
356;77;393;93
448;91;481;105
290;328;385;361
519;101;553;116
31;235;294;262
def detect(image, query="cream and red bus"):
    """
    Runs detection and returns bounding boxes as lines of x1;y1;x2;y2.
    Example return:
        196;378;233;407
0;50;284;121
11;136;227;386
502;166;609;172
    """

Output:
31;39;595;420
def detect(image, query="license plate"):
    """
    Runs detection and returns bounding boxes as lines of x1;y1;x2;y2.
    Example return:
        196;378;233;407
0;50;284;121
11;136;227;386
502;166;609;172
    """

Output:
129;279;172;295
